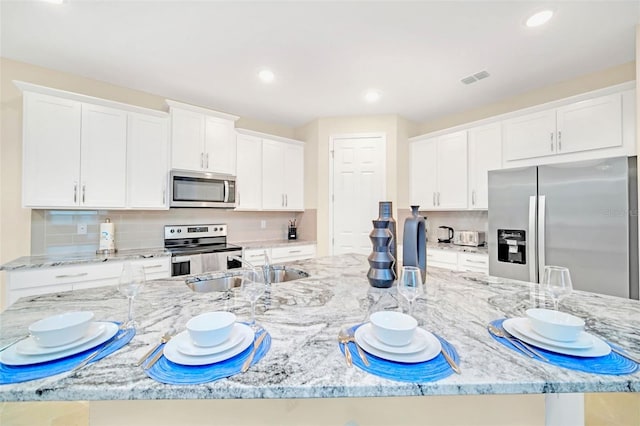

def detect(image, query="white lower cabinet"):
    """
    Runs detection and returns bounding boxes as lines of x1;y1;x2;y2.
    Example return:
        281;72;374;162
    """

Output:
426;248;488;274
5;258;170;307
243;244;316;267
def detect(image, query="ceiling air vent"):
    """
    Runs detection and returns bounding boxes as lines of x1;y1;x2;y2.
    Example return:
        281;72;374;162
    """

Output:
461;70;490;85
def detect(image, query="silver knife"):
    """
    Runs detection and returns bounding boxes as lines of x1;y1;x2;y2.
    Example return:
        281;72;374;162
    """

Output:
440;348;461;374
241;331;267;373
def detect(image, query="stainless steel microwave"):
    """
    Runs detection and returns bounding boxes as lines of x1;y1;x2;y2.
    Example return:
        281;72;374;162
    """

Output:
169;170;236;208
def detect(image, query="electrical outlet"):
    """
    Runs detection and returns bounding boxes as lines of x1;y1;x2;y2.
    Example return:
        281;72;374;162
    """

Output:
77;223;87;235
260;220;266;229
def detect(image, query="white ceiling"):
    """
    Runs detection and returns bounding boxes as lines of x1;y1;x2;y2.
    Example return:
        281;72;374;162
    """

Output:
1;1;639;128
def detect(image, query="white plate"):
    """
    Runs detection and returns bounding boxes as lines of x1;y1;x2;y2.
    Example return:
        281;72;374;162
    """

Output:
16;322;106;356
508;318;593;349
503;318;611;358
0;322;119;366
355;326;442;363
163;323;254;366
177;323;246;356
357;323;428;354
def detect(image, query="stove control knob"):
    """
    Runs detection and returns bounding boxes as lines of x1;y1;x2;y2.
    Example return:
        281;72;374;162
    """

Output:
213;227;218;231
170;229;175;233
177;229;182;233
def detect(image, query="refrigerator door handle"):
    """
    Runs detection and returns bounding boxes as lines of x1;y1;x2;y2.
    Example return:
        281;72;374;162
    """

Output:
528;196;538;283
538;195;546;281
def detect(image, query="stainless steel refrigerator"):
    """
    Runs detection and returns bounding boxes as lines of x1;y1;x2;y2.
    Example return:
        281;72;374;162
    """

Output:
488;156;638;300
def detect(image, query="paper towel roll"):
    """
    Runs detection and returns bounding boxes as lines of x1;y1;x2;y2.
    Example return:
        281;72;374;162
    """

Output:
99;219;115;251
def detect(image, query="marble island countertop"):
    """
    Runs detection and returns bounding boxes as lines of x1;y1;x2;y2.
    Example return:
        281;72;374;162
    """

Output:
0;254;638;402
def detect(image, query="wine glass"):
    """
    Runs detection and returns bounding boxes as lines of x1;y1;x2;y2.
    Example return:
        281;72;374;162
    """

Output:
241;268;267;329
397;266;422;317
542;265;573;311
118;262;145;329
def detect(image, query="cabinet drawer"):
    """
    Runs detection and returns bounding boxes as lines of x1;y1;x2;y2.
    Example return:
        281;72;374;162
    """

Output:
132;258;171;281
426;249;457;265
271;244;316;262
8;262;124;290
458;253;488;274
243;249;270;266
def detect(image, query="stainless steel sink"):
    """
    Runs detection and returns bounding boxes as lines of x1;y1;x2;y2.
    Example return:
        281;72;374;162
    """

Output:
186;267;309;292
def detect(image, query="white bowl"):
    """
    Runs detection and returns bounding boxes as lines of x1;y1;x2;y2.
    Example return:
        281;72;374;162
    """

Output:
369;311;417;347
526;308;585;342
186;311;236;347
29;311;95;347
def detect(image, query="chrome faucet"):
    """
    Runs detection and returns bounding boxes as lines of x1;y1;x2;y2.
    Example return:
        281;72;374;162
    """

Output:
229;253;271;285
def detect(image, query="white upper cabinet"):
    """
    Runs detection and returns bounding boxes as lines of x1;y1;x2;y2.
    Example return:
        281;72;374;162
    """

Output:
127;113;169;209
409;131;467;210
18;81;170;210
262;138;304;211
504;92;624;162
167;100;238;175
468;123;502;209
80;104;128;207
22;92;82;208
235;133;263;210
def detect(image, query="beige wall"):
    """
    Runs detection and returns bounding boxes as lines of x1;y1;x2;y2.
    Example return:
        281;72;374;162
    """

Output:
417;61;636;136
0;57;297;309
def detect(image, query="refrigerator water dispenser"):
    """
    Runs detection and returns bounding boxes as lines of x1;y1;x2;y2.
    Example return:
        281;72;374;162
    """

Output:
497;229;526;264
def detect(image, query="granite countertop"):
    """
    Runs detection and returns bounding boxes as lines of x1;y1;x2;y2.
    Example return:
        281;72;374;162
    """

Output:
0;248;171;271
0;254;638;401
427;242;488;254
233;239;317;250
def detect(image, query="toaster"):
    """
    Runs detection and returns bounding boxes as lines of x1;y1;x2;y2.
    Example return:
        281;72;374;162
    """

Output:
453;230;486;247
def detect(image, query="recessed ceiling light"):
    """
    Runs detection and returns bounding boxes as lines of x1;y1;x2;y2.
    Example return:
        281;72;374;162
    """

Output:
364;90;381;103
258;69;275;83
526;10;553;27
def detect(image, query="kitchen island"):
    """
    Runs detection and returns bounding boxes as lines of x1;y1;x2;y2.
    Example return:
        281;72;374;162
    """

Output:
0;254;638;423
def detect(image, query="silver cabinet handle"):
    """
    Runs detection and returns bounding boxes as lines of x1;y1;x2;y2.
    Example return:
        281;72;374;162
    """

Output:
288;249;302;254
528;196;538;283
472;190;476;206
437;192;441;206
200;153;204;169
282;194;285;207
82;185;86;203
143;264;162;269
285;194;288;207
237;191;240;206
206;153;209;169
550;132;554;151
55;272;88;279
73;183;77;203
433;192;436;206
558;131;562;151
466;259;486;264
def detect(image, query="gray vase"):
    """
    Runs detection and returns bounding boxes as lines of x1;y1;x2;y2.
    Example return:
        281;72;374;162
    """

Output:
377;201;397;278
367;219;396;288
402;205;426;283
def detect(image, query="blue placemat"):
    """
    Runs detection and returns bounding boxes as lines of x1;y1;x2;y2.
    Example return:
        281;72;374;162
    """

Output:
0;323;135;385
339;324;460;383
145;328;271;385
489;319;638;375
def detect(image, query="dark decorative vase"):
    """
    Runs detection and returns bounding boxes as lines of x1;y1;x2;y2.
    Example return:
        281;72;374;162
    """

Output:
402;205;427;283
377;201;397;278
367;220;396;288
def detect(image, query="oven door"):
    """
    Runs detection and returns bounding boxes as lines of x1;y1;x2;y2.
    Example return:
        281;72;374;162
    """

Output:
170;170;236;208
201;249;243;273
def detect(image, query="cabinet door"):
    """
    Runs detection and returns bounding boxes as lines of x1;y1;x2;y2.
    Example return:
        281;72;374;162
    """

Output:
436;132;468;209
503;110;556;161
236;134;263;210
283;143;304;210
80;104;127;207
468;123;502;209
556;93;622;155
22;92;81;207
262;139;285;210
409;139;438;209
205;117;236;175
171;108;205;171
128;113;169;209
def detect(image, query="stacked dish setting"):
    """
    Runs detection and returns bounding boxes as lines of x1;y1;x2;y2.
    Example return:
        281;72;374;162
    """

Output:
163;311;255;366
0;311;120;366
502;308;611;357
355;311;442;363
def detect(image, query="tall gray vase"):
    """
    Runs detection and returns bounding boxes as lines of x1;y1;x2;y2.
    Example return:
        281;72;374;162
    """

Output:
402;205;426;283
377;201;397;279
367;220;396;288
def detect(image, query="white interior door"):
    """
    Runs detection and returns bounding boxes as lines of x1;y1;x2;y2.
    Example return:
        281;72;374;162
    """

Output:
331;135;386;255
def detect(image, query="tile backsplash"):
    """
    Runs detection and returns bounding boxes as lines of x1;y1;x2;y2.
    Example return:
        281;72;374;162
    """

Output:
31;209;312;255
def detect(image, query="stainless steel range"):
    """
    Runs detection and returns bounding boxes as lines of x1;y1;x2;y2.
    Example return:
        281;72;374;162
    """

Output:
164;224;243;277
